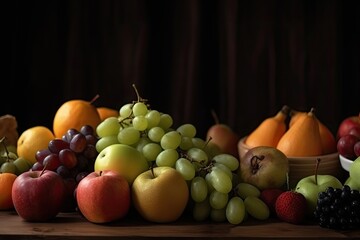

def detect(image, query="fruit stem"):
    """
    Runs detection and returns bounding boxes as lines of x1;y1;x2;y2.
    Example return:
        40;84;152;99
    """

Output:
315;158;320;185
89;94;100;105
132;83;148;103
281;105;290;116
211;109;220;125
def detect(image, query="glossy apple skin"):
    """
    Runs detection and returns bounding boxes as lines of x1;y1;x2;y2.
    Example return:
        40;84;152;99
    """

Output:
131;166;189;223
12;170;66;222
94;144;149;185
349;157;360;186
238;146;289;190
76;170;130;223
295;175;342;216
337;115;360;139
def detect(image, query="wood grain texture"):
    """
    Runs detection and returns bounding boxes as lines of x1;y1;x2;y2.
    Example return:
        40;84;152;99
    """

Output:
0;211;359;239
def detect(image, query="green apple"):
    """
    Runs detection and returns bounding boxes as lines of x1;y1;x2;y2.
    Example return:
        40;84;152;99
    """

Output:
94;144;149;185
349;156;360;185
295;174;342;216
344;176;360;191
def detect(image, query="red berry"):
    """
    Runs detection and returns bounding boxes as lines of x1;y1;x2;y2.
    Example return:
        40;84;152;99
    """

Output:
275;191;307;224
260;188;284;215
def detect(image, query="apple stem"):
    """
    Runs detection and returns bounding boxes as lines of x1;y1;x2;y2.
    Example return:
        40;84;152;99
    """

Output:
89;94;100;105
150;166;155;178
315;158;321;185
211;109;220;124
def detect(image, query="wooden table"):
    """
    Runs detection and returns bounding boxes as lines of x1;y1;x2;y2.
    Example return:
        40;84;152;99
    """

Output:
0;210;359;239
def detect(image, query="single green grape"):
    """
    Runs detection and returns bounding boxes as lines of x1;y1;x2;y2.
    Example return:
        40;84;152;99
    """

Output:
179;136;193;150
244;196;270;220
96;117;120;137
226;196;246;225
145;110;161;129
210;207;227;222
158;113;173;130
212;153;239;171
175;158;195;181
95;135;119;152
119;103;133;118
117;127;140;145
142;143;162;161
148;126;165;142
190;176;208;203
208;168;232;194
133;115;148;131
192;198;211;222
160;131;181;150
132;102;148;116
235;182;261;200
156;149;179;167
209;190;228;210
176;123;197;138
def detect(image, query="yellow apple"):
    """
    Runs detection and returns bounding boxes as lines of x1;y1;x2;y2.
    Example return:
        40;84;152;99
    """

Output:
131;166;189;223
94;144;149;185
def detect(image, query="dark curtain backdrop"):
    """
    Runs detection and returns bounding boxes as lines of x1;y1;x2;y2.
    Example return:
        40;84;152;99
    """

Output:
7;0;360;140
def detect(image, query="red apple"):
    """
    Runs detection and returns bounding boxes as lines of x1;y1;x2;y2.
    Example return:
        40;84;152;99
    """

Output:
11;170;66;222
337;115;360;139
76;170;130;223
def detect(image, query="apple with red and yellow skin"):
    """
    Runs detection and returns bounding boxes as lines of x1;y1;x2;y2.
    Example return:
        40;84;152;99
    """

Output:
12;170;66;222
76;170;130;224
94;144;149;185
337;114;360;139
131;166;189;223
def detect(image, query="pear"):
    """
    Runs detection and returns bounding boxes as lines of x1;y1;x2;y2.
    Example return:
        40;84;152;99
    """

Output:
206;110;239;157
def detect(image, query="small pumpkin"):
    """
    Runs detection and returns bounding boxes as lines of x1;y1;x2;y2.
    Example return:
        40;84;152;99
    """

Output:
277;108;323;157
245;105;290;148
289;110;337;155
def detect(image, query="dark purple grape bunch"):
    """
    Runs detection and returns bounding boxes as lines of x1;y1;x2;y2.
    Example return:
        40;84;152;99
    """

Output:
32;125;99;183
314;185;360;230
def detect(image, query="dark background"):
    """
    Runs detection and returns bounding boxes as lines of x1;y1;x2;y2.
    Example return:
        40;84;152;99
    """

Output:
7;0;360;140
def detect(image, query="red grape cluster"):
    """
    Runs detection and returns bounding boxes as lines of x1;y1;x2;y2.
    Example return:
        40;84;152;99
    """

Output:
32;125;99;211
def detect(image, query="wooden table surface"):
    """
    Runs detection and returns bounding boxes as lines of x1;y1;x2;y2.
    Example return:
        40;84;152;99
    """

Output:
0;210;359;240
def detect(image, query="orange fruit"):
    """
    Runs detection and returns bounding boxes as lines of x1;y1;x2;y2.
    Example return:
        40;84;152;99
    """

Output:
0;172;17;210
53;96;102;138
97;107;119;121
17;126;55;165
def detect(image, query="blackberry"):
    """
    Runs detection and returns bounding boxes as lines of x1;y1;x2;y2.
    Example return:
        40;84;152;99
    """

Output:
314;185;360;230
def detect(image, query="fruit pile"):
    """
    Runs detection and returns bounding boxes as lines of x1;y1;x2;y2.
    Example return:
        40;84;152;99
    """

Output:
0;85;359;230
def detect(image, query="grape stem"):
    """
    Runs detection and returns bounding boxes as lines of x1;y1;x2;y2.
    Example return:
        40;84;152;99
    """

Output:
132;84;148;104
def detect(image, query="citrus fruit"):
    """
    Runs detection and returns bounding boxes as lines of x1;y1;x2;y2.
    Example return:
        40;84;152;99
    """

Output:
0;172;17;210
97;107;119;121
53;96;102;138
17;126;55;165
